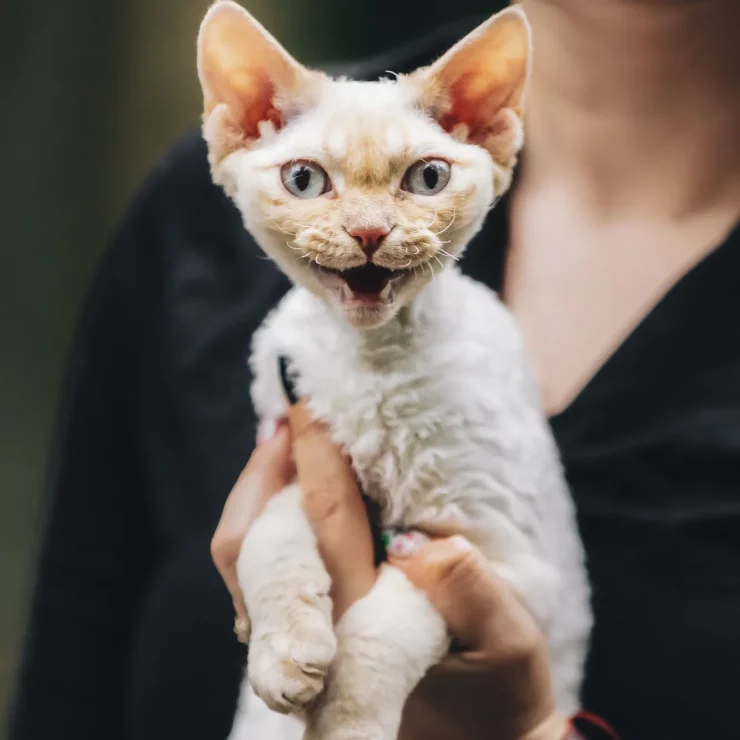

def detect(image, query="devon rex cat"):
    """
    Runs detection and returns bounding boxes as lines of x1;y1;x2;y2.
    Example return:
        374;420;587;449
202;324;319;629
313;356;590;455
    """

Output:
197;3;592;738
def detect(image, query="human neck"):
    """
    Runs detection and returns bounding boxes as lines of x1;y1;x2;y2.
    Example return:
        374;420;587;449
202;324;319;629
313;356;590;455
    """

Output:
518;0;740;218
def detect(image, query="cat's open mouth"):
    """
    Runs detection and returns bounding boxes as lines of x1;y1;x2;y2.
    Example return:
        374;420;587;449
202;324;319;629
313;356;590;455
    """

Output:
315;263;413;304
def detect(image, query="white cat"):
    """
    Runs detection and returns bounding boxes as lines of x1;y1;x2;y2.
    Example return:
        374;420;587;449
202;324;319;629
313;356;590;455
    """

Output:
196;3;592;739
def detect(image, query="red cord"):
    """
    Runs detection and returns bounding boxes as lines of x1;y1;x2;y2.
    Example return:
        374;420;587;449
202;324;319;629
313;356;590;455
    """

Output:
568;711;620;740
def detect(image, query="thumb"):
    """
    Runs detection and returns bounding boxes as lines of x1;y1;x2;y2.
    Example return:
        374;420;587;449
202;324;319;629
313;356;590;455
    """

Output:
388;534;537;652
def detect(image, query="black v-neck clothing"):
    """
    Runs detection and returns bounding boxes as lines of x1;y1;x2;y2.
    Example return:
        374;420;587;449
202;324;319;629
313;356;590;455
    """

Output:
9;24;740;740
473;203;740;738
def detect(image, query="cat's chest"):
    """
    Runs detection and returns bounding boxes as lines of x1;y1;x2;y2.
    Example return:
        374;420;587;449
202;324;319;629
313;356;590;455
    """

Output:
250;276;535;522
283;337;524;518
297;346;450;503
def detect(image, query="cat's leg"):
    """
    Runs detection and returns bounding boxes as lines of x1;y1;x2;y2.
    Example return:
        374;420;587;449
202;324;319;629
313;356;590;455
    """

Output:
237;482;336;714
304;565;449;740
228;681;305;740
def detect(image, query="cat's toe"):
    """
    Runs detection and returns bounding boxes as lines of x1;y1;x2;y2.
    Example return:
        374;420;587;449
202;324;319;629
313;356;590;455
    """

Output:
248;624;336;714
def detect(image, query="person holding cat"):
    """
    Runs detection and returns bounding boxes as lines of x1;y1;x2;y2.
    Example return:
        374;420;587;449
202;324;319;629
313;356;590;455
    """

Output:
9;0;739;739
212;399;597;740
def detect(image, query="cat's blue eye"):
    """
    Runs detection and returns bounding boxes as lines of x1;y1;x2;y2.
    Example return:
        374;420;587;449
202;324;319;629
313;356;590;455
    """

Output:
402;159;451;196
280;161;331;199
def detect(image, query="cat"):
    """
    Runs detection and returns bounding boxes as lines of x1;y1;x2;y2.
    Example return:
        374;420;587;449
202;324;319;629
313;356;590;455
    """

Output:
196;2;592;739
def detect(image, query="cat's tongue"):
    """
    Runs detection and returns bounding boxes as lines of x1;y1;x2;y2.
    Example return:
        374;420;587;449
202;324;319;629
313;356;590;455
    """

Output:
341;264;394;297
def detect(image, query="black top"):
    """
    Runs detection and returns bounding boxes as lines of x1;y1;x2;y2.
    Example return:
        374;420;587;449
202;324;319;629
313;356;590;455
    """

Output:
9;20;740;740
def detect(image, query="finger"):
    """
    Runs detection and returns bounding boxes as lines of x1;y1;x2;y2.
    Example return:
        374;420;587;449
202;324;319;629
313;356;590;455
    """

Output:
211;425;294;619
389;534;541;653
288;401;376;619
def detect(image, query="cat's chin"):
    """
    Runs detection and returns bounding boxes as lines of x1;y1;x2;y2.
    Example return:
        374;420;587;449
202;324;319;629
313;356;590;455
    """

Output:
340;301;400;328
311;262;415;328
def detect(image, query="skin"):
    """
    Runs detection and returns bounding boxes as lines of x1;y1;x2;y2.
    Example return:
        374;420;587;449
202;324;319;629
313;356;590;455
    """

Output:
509;0;740;414
211;403;569;740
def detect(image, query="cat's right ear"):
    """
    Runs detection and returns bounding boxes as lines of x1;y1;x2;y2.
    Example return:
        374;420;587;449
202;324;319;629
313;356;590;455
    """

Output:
197;1;321;167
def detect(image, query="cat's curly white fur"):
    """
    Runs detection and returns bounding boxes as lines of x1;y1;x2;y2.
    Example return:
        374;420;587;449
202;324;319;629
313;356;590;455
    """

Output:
196;3;592;739
234;271;592;740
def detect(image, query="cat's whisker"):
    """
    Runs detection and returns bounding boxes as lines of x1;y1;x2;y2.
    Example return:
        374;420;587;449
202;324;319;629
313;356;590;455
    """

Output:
437;248;459;262
272;220;299;237
400;260;412;269
427;209;438;230
285;241;302;252
414;246;420;255
436;210;457;235
433;255;445;270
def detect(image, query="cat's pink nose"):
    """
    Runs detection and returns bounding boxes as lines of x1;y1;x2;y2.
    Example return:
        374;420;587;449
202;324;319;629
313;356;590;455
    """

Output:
348;226;390;259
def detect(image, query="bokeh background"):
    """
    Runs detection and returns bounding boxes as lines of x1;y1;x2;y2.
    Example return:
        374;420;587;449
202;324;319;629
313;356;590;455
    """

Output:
1;0;503;731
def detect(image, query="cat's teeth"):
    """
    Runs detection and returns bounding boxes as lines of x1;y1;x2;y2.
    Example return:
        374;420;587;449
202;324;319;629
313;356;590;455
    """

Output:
341;282;353;300
379;282;393;301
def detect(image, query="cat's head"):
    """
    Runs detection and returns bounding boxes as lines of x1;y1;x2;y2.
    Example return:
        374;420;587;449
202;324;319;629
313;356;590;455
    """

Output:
198;1;531;327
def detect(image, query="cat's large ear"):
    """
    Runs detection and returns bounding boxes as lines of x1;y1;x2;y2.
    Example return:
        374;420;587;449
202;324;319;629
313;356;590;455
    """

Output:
197;1;323;167
412;6;531;169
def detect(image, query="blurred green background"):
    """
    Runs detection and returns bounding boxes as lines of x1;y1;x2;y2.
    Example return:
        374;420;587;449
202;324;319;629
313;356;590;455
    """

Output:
0;0;501;731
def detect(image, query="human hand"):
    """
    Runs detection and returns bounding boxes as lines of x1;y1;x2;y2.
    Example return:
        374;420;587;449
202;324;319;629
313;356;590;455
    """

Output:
210;420;295;627
212;404;565;740
389;534;568;740
210;402;376;631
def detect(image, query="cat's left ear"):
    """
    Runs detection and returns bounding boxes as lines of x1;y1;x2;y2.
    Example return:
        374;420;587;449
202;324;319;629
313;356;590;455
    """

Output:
412;6;531;168
197;1;322;168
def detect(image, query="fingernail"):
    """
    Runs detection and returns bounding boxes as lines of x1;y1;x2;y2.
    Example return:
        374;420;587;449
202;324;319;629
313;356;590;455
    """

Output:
385;530;426;557
278;356;298;405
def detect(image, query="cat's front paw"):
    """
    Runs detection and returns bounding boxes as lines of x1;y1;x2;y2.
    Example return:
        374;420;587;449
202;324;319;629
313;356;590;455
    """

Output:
248;618;337;714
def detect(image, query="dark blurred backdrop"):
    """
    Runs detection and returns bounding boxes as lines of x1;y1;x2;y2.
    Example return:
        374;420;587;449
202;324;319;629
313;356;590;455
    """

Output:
0;0;503;730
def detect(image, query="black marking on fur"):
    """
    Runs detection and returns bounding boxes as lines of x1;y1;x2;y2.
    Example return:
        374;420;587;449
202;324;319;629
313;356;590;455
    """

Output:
278;355;298;405
364;496;388;566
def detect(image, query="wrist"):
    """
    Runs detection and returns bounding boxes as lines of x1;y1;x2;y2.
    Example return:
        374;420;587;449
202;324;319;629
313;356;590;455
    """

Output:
520;713;570;740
